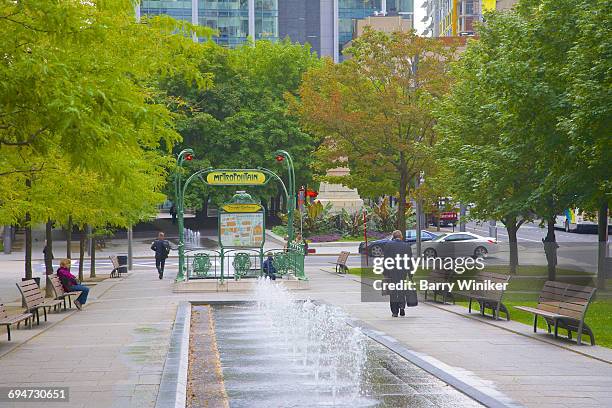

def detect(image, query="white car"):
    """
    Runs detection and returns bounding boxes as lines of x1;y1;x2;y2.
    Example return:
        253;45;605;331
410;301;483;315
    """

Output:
416;232;497;259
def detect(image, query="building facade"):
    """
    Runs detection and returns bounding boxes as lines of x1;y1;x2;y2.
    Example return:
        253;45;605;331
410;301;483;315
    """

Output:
422;0;517;37
139;0;413;61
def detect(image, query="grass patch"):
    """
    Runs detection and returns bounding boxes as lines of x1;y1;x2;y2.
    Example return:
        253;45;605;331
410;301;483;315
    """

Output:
347;265;612;348
338;236;366;242
271;225;287;238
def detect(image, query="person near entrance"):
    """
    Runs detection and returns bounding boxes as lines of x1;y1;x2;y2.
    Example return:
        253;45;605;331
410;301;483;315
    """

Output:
151;232;171;279
262;255;277;280
169;204;177;224
382;230;413;317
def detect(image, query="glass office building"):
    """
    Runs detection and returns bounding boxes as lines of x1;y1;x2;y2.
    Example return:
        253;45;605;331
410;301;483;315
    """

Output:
339;0;413;56
140;0;278;47
139;1;412;61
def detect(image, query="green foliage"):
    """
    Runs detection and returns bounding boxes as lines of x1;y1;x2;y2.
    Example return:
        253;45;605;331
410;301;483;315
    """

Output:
163;39;322;209
293;29;456;232
371;197;395;232
0;0;212;229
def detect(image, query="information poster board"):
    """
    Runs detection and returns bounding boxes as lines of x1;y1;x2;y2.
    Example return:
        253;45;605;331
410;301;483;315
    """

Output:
219;212;264;247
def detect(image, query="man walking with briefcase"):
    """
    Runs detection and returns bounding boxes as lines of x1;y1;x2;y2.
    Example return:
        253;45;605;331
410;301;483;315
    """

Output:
382;230;418;317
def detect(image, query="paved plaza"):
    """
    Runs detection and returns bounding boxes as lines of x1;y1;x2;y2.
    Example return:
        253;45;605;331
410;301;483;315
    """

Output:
0;246;611;408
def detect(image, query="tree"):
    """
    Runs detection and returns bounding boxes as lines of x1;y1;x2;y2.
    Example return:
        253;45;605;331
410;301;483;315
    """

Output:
559;0;611;289
437;0;610;279
1;0;214;279
434;15;540;274
163;39;321;212
293;29;455;233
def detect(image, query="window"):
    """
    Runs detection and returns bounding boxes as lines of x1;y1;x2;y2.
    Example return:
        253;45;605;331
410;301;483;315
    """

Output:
444;234;474;242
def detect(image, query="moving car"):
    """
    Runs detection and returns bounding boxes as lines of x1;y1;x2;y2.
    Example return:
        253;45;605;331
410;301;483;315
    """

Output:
417;232;497;259
359;230;438;257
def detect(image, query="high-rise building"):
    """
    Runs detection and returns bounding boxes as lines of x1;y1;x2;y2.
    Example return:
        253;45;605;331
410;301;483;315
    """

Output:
139;0;413;61
422;0;517;37
140;0;278;47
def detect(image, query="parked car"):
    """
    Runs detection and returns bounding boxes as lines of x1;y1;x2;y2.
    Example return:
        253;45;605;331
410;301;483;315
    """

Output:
359;230;438;257
415;232;497;259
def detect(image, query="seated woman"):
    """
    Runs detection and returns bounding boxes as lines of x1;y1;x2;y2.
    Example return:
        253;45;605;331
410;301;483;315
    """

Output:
56;259;89;310
262;255;277;280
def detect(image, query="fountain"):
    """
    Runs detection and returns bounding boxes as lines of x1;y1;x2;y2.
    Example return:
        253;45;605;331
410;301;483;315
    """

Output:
184;228;201;249
188;280;485;407
209;279;372;407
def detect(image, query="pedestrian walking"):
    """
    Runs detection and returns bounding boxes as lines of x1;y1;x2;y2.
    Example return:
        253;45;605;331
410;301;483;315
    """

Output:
56;259;89;310
382;230;413;317
151;232;171;279
169;204;177;225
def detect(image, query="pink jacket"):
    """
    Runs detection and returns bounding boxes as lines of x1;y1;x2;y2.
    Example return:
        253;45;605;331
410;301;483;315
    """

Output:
57;266;78;292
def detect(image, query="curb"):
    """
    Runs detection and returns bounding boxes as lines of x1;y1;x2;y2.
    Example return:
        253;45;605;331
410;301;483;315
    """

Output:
349;318;525;408
155;301;191;408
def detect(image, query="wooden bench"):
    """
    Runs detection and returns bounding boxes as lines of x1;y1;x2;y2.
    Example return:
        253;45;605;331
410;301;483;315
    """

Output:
1;304;32;341
464;271;511;320
49;275;81;310
109;255;127;278
329;251;350;274
16;280;63;325
423;269;455;304
514;281;596;345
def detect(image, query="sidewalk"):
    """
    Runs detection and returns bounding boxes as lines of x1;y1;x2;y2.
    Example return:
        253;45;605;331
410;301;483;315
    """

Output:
307;267;612;408
0;260;610;407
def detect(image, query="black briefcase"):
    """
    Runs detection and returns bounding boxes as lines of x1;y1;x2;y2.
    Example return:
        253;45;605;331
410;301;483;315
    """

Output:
406;288;418;307
406;275;418;307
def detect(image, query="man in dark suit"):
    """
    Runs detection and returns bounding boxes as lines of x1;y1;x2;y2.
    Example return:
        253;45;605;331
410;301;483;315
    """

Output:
151;232;171;279
383;230;413;317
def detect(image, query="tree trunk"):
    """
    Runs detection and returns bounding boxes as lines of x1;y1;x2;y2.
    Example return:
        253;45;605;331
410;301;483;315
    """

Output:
397;170;408;232
79;229;85;282
45;220;54;297
66;216;72;259
90;233;96;279
597;200;609;290
3;225;12;254
543;216;558;281
24;213;32;280
506;219;519;275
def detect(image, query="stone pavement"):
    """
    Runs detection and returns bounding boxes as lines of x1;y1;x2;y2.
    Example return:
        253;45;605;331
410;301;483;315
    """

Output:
306;268;612;408
0;261;610;407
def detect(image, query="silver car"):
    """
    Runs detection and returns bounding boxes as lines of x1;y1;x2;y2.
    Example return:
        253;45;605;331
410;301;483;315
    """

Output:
416;232;497;259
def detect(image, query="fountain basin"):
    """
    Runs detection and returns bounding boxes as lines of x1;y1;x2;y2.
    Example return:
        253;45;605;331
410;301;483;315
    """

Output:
183;280;484;408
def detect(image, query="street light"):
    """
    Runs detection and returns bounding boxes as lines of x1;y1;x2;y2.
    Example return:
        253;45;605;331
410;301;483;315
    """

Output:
274;150;296;243
416;171;425;257
175;148;194;282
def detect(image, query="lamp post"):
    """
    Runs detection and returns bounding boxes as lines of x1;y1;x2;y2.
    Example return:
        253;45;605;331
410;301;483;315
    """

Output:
175;148;194;282
416;171;425;257
274;150;296;243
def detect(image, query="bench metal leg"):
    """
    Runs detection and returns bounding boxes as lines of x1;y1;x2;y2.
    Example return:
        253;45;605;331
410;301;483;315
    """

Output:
468;298;473;313
6;325;10;341
43;307;47;322
533;315;538;333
